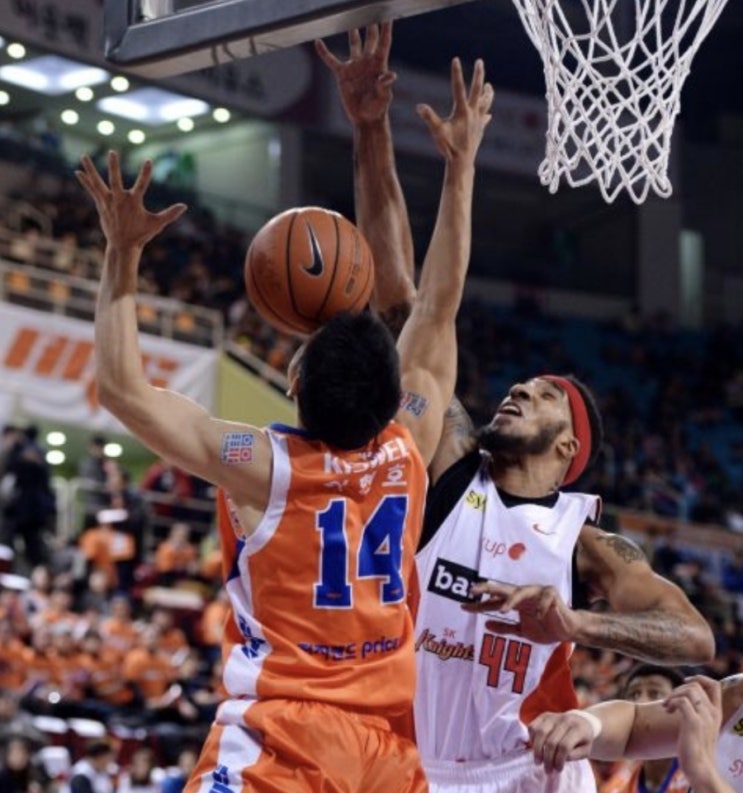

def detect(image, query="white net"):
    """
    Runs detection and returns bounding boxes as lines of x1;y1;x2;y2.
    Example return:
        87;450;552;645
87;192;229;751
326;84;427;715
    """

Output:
510;0;731;203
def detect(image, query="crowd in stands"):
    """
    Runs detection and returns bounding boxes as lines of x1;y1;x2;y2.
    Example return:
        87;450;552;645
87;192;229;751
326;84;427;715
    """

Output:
4;153;743;790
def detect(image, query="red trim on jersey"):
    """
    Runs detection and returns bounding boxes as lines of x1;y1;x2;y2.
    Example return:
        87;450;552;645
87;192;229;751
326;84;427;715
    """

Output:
542;375;592;485
518;642;578;725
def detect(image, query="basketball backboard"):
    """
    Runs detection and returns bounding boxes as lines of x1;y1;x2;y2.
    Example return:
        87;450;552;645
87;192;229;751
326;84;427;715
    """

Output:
104;0;476;79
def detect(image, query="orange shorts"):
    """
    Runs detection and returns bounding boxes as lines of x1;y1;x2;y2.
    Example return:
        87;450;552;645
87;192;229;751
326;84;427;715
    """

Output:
184;698;428;793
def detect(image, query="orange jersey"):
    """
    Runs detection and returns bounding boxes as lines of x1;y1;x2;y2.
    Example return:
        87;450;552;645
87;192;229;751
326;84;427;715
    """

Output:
218;421;427;720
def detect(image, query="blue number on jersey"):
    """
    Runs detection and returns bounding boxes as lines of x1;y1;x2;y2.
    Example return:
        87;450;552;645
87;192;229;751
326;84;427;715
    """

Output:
314;495;408;609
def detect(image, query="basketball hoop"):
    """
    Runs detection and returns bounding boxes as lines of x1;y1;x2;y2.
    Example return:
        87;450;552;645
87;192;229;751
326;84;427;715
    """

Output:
511;0;731;203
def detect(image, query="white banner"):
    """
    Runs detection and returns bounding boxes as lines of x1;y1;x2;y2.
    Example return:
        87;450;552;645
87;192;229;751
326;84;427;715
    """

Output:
325;62;548;178
0;302;217;431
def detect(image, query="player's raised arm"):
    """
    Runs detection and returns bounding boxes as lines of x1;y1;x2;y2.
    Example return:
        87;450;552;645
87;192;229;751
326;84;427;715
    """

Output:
77;152;272;510
316;22;416;336
394;58;493;465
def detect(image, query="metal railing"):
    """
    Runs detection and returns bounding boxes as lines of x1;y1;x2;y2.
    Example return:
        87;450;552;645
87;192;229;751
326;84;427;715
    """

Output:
0;258;224;348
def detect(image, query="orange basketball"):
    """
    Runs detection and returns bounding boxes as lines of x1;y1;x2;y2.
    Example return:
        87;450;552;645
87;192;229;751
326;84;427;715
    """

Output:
244;206;375;336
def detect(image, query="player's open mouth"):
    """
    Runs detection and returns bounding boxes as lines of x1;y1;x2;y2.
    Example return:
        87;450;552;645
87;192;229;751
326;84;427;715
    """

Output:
496;403;522;417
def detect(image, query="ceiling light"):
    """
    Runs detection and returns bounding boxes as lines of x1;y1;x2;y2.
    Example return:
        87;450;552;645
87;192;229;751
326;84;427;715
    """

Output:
128;129;146;144
46;450;66;465
7;43;26;59
177;117;194;132
0;91;9;106
97;87;208;126
0;55;109;96
61;109;79;125
160;98;209;122
111;76;130;92
76;86;94;102
104;442;123;458
46;431;66;446
97;120;115;136
213;107;230;123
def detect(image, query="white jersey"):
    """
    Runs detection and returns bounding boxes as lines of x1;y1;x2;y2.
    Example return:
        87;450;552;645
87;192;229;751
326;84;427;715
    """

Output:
717;694;743;790
413;452;601;764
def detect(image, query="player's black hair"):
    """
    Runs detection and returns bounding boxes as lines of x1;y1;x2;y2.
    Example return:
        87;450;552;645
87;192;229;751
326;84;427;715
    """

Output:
623;663;685;694
298;311;402;450
561;374;604;470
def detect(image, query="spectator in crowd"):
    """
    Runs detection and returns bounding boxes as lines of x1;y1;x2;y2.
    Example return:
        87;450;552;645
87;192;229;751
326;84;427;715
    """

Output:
78;436;109;525
154;522;199;584
65;740;116;793
598;664;688;793
114;747;163;793
160;746;200;793
0;735;51;793
78;509;137;590
1;425;55;567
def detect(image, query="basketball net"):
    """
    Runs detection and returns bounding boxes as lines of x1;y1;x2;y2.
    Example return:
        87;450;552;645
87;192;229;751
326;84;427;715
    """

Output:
510;0;731;203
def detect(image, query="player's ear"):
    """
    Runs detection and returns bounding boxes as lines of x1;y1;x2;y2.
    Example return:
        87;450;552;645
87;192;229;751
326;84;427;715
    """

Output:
556;432;579;463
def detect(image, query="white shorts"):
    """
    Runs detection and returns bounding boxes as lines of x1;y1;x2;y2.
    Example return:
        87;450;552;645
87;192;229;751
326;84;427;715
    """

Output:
424;752;597;793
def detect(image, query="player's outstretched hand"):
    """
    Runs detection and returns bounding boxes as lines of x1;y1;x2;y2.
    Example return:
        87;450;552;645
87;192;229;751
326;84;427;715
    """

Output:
463;581;581;644
416;57;494;166
529;710;596;773
76;150;187;252
315;22;396;126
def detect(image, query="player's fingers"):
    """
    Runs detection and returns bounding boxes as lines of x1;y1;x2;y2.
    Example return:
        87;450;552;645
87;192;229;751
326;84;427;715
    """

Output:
348;28;362;58
535;589;559;619
378;71;397;88
131;159;153;197
363;24;379;55
480;83;495;113
501;586;541;612
79;154;109;197
107;150;124;192
686;676;722;710
450;57;467;111
540;722;575;773
74;170;97;203
314;39;340;70
528;714;556;765
468;58;485;106
470;581;513;599
484;619;523;637
416;103;443;132
155;203;188;230
378;20;393;58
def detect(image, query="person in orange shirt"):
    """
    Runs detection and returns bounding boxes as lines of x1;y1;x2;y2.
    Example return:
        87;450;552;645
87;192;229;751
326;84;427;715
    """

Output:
0;618;27;691
78;42;491;788
79;628;135;709
122;624;179;712
154;521;199;583
150;606;189;658
99;594;140;659
78;508;136;588
199;587;230;662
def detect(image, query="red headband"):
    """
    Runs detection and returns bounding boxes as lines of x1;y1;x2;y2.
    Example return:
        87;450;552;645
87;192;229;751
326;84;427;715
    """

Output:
541;375;592;486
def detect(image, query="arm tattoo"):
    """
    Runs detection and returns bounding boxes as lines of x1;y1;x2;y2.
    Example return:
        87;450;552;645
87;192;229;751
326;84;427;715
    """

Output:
593;532;646;564
444;397;475;439
588;610;692;663
379;302;412;339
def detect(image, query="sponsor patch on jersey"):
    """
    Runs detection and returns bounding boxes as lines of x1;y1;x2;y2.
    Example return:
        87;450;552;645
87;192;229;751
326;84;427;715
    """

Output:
427;558;484;603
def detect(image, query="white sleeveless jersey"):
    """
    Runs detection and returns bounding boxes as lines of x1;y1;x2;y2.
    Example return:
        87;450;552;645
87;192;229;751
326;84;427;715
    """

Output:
717;692;743;791
413;456;601;763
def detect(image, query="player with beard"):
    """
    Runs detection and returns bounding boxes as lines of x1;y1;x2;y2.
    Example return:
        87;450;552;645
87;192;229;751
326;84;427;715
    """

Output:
317;22;714;793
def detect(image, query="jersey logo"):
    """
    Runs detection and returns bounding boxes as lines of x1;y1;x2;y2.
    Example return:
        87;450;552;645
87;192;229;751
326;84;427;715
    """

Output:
733;717;743;737
427;558;483;603
465;490;486;510
531;522;556;536
302;223;325;276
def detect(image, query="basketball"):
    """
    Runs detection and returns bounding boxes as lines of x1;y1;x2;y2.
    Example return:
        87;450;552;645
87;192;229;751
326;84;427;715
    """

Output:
244;207;375;336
